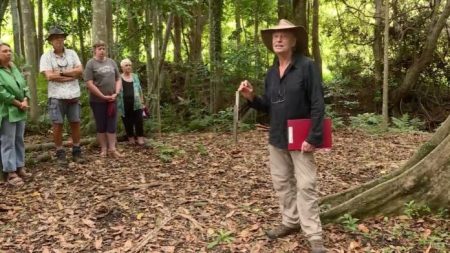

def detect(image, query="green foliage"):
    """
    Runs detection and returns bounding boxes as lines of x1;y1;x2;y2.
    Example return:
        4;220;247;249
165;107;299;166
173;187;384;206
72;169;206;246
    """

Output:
391;114;424;131
350;113;383;132
403;201;431;218
339;213;359;232
325;105;344;129
417;232;448;251
149;141;185;163
207;229;234;249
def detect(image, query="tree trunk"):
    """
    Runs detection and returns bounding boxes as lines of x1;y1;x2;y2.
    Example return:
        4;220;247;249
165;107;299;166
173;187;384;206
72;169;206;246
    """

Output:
92;0;107;44
0;0;9;34
11;0;23;57
278;0;292;20
293;0;309;55
126;0;140;63
209;0;223;114
234;0;242;47
37;0;43;58
173;15;182;64
144;2;153;100
373;0;383;112
381;0;389;129
106;0;114;58
311;0;322;78
188;2;207;64
20;0;39;122
76;2;86;65
390;0;450;107
320;115;450;223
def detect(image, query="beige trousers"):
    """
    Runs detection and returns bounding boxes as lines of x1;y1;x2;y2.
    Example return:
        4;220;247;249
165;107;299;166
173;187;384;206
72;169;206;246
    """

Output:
268;144;323;241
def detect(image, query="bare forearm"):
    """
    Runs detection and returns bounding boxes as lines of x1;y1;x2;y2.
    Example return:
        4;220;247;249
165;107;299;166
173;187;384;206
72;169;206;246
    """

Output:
62;66;83;78
86;81;106;100
45;71;76;82
114;79;122;94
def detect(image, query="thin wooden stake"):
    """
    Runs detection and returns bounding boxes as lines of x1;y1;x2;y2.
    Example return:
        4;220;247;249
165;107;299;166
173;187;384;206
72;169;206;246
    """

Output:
233;91;239;144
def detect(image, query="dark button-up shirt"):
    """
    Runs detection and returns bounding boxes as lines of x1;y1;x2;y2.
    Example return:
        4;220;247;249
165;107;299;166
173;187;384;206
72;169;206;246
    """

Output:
249;54;325;149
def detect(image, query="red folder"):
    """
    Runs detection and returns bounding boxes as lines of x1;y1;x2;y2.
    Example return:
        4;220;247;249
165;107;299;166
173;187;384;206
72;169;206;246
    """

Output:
287;118;332;151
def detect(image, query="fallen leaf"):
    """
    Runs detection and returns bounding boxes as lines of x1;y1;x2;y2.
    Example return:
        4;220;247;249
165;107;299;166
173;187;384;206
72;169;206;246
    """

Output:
136;213;144;220
82;218;95;228
357;224;370;233
94;237;103;249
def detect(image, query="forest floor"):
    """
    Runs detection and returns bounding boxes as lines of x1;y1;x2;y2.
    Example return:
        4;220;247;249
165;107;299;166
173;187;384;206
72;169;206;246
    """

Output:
0;128;448;253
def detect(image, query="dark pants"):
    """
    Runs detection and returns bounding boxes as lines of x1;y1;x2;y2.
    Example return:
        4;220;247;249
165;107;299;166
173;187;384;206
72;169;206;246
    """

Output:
122;109;144;137
90;101;118;133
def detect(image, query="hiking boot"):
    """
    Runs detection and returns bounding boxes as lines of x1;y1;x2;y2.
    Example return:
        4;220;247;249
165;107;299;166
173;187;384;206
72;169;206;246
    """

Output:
72;146;85;163
310;239;327;253
265;224;301;240
55;149;68;167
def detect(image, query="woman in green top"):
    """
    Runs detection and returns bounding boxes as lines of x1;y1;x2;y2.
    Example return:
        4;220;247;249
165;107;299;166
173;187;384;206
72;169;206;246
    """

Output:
0;42;31;186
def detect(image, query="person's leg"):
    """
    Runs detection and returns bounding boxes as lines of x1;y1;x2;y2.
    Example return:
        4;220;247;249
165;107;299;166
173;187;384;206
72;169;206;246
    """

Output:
91;102;109;156
67;101;84;162
290;151;325;251
49;98;68;165
265;145;301;239
106;102;123;158
1;119;23;185
14;120;30;178
134;109;145;144
122;115;135;143
1;119;18;173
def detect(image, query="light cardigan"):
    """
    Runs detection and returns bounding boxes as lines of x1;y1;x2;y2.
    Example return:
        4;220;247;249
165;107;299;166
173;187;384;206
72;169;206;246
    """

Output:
0;64;30;125
117;73;144;116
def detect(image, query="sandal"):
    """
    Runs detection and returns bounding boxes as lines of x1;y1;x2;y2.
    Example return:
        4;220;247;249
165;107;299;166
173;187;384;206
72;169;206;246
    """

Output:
17;167;32;178
7;172;24;186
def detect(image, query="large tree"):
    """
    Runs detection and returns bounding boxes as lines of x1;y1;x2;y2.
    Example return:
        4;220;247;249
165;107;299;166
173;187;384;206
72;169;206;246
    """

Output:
20;0;39;122
320;115;450;222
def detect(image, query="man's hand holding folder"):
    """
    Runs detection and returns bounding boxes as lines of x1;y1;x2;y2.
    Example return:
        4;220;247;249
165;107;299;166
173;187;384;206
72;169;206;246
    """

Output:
288;118;332;151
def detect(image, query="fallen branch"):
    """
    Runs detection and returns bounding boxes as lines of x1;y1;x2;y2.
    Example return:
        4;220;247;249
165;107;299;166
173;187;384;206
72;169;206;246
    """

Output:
25;137;97;152
128;211;175;253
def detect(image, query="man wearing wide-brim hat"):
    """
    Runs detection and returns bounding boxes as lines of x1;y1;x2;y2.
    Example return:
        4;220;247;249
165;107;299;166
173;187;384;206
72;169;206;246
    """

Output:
39;26;85;166
238;19;326;252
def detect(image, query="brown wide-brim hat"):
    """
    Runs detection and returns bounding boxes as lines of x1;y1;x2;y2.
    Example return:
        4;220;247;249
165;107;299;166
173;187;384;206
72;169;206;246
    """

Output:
46;26;68;41
261;19;307;54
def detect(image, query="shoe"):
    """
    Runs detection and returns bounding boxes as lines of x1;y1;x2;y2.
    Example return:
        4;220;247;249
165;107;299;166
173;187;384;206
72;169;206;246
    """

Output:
72;146;85;163
17;167;32;178
56;149;68;167
265;224;301;240
108;150;124;158
7;172;24;186
310;239;327;253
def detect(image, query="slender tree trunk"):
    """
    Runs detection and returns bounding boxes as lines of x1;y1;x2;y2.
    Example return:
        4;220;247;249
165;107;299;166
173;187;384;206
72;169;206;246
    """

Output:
11;0;23;57
311;0;322;78
106;0;114;58
373;0;383;112
173;15;182;64
127;0;140;63
209;0;223;113
92;0;107;44
144;2;153;100
278;0;292;20
382;0;389;129
234;0;242;47
188;3;207;64
20;0;39;122
293;0;309;55
37;0;43;58
0;0;9;34
390;0;450;107
76;2;86;65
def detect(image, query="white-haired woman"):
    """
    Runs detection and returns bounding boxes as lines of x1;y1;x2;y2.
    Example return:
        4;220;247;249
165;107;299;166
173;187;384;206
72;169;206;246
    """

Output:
117;59;145;145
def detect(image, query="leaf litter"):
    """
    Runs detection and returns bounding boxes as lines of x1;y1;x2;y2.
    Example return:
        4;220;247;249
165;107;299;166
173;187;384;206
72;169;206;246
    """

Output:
1;128;448;252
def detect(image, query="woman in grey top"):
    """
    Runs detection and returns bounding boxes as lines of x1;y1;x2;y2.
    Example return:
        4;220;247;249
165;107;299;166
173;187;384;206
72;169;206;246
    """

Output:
83;41;123;158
